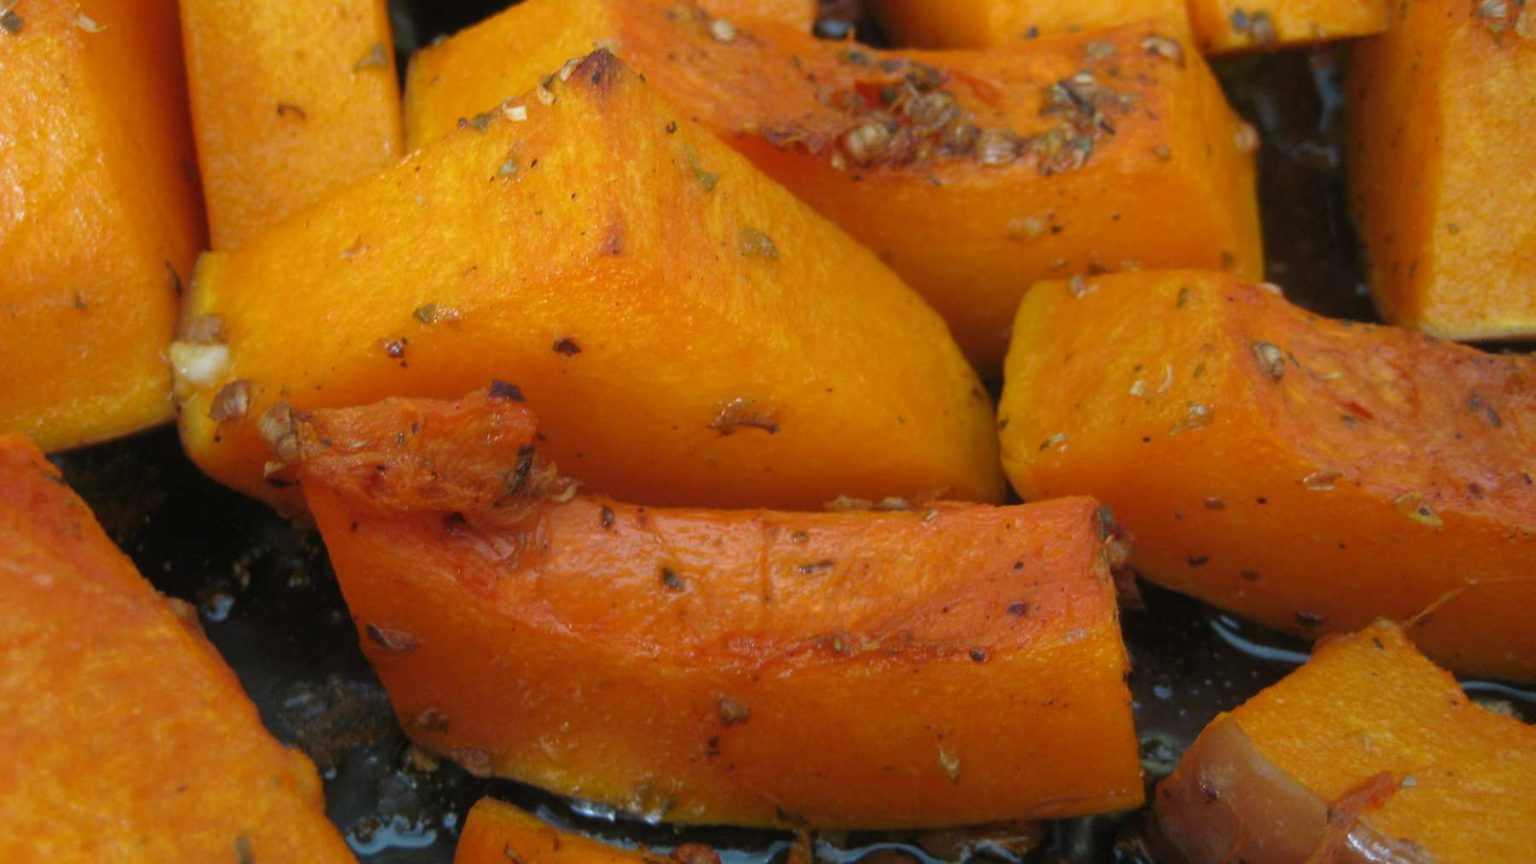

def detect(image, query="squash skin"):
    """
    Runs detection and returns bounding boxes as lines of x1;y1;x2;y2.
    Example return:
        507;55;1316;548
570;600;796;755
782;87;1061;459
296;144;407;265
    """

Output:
0;434;351;863
295;390;1143;829
1346;0;1536;342
999;270;1536;683
0;0;205;451
178;51;1002;512
455;800;661;864
1155;623;1536;863
179;0;404;250
870;0;1386;54
405;1;1262;371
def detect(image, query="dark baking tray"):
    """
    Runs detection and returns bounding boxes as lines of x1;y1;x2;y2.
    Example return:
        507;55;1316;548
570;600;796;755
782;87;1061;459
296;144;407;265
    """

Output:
51;2;1536;861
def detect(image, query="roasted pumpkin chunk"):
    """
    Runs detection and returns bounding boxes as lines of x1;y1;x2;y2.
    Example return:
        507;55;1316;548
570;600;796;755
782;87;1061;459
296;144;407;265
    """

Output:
999;270;1536;682
0;434;351;862
177;51;1002;512
1155;623;1536;863
871;0;1386;54
406;0;1261;370
179;0;404;250
1347;0;1536;341
293;389;1143;828
0;0;204;451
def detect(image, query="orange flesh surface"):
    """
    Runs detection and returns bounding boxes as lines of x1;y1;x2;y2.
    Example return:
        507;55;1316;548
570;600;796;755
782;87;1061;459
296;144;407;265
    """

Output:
871;0;1386;54
179;0;404;250
0;434;351;863
1000;270;1536;682
406;0;1261;370
1156;623;1536;863
0;0;205;451
1347;0;1536;341
295;390;1144;828
872;0;1193;47
178;51;1001;513
703;0;816;28
456;798;713;864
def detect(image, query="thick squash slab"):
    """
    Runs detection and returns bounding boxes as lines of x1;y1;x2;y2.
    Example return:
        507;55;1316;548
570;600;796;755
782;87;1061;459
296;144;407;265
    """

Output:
295;391;1142;829
1155;623;1536;863
0;435;352;863
1347;0;1536;341
180;0;403;250
999;271;1536;682
871;0;1385;54
0;0;204;451
406;1;1261;370
178;51;1001;512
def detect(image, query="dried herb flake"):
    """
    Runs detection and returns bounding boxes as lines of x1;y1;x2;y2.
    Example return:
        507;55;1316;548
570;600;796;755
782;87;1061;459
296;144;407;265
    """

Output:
716;695;751;726
354;42;389;72
937;747;962;783
737;227;779;259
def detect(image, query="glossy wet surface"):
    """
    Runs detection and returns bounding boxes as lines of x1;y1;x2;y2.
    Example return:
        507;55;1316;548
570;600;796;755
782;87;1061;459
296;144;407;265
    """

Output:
49;2;1535;862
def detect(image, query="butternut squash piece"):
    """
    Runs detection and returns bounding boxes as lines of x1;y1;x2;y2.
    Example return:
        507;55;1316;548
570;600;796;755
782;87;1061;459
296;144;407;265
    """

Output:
871;0;1386;54
998;271;1536;682
293;389;1143;828
0;434;351;862
405;1;1262;370
180;0;403;250
177;51;1001;512
456;799;679;864
1155;623;1536;863
0;0;204;451
1346;0;1536;341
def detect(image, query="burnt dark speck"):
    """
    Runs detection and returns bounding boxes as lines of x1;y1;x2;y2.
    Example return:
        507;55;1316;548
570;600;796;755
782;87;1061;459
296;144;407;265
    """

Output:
488;380;525;402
